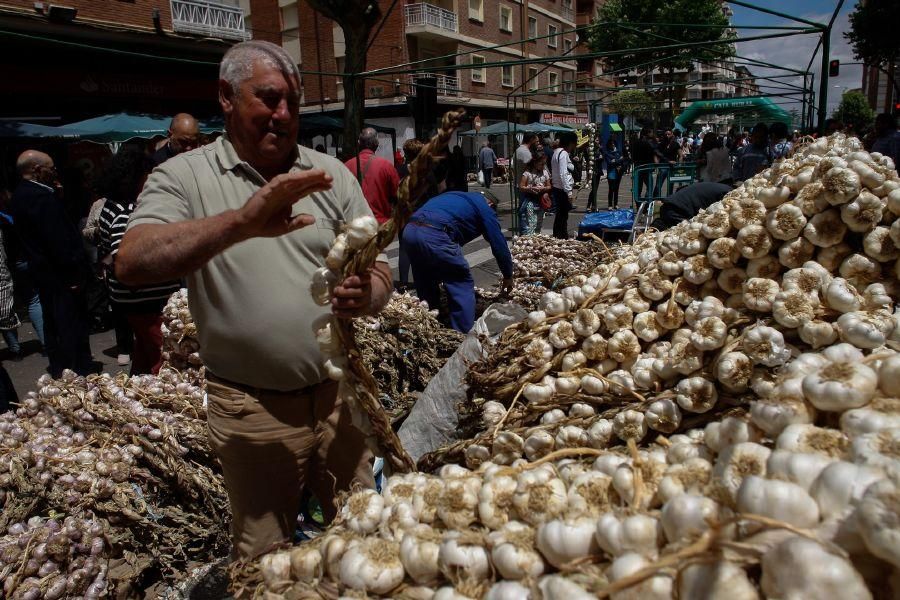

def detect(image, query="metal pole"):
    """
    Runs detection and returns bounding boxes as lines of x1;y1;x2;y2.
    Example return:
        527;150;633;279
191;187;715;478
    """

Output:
817;27;830;134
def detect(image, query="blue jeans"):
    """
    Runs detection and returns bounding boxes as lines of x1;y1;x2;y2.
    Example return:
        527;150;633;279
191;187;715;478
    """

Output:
2;330;19;354
401;223;475;333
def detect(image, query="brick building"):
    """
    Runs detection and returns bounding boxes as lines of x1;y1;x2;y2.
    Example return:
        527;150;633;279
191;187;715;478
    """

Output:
862;63;899;115
0;0;249;121
244;0;608;159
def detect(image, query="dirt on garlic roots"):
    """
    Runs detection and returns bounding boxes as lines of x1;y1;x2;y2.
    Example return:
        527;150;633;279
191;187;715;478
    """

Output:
233;134;900;600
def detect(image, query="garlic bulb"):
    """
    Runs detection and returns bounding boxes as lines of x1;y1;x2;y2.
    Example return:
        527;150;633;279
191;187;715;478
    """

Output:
608;330;641;364
766;203;808;240
644;398;681;433
757;184;791;209
802;361;877;412
837;310;893;349
743;278;779;312
524;338;554;368
735;224;773;259
571;309;601;338
311;267;340;306
661;493;717;543
512;466;568;525
792;180;828;216
548;321;577;349
674;376;717;413
612;409;647;441
581;333;608;361
736;475;820;528
437;476;481;529
730;197;767;229
325;233;350;270
712;442;771;500
760;536;872;600
341;489;385;534
345;215;379;249
632;311;662;342
804;209;848;247
863;226;899;261
772;289;816;329
706;237;739;269
679;560;760;600
822;166;861;205
438;531;490;583
595;513;661;558
716;351;752;392
527;310;547;329
489;521;545;580
857;474;900;568
340;538;405;595
841;190;883;233
743;324;790;366
536;517;600;568
603;304;634;334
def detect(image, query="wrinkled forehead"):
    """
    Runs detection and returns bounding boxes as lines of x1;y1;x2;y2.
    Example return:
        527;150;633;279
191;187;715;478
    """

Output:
245;58;301;99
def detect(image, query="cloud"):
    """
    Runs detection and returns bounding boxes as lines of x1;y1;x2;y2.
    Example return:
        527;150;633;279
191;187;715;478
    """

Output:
734;9;861;114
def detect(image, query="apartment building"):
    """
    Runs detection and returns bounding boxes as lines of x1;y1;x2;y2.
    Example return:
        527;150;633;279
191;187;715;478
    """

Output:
246;0;593;157
862;63;899;115
0;0;249;120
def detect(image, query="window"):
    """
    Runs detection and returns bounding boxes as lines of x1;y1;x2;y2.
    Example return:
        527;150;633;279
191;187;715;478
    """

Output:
468;0;483;22
548;71;559;94
594;62;604;77
502;65;514;87
281;5;301;63
563;38;572;54
528;16;537;39
499;5;513;32
528;67;539;91
471;55;486;83
547;24;558;48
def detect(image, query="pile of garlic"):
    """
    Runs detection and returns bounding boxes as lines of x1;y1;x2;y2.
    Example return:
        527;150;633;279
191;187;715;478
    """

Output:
0;368;229;598
160;288;202;379
0;516;108;600
235;134;900;598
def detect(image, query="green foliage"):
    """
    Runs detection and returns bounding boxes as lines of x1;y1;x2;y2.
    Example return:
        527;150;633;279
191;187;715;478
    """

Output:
587;0;732;76
832;91;876;132
607;90;658;117
845;1;900;68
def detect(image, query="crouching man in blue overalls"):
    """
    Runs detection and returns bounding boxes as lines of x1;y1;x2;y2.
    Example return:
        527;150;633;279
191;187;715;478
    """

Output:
401;191;514;333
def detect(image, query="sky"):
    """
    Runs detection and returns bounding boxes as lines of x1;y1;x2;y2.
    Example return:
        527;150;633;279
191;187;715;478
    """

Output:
727;0;860;116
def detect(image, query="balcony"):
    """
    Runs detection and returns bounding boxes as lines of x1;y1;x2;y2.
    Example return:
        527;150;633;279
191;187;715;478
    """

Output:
561;6;576;23
407;73;461;97
170;0;250;41
404;3;458;40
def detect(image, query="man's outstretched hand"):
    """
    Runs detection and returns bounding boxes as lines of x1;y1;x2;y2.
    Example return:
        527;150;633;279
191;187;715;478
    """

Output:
234;169;332;241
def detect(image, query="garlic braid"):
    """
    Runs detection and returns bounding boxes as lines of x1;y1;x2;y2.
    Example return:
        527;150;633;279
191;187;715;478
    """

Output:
335;108;466;474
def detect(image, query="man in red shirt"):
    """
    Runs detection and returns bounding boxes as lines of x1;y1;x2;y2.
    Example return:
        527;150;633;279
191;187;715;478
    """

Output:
344;128;399;223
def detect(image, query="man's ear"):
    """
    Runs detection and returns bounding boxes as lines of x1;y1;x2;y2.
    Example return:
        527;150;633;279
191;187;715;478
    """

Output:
218;79;234;116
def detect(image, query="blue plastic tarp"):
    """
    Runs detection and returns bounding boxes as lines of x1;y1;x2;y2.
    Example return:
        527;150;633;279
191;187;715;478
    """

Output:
577;209;635;237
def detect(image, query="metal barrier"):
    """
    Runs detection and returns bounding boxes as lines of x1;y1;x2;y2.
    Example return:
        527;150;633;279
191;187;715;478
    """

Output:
626;163;698;241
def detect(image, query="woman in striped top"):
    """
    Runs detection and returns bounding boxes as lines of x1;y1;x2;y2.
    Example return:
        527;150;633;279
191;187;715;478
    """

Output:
97;146;181;374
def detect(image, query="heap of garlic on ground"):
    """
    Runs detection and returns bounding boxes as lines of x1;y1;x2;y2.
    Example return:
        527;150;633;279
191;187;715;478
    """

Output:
238;133;900;599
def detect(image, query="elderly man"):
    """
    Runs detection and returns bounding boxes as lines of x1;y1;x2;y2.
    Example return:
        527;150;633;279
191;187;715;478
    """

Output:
11;151;93;377
344;128;399;224
115;40;391;558
150;113;201;168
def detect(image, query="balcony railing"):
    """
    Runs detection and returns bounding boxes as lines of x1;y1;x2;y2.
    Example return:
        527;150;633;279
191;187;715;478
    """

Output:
561;6;575;22
404;3;458;33
171;0;250;41
408;73;461;97
562;93;576;106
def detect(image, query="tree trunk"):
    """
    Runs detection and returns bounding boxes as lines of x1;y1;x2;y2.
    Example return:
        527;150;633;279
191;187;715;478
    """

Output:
342;27;368;160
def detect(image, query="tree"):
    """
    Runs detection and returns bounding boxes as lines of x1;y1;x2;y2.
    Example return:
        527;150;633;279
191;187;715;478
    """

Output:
587;0;733;111
832;90;876;133
307;0;382;156
845;0;900;100
607;90;658;126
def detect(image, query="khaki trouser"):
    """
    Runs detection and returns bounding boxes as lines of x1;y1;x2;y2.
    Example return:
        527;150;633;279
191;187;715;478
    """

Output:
206;373;374;559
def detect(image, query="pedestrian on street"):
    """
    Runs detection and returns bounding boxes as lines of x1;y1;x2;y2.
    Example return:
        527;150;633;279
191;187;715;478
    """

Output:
732;122;772;184
518;153;551;235
115;40;391;559
633;127;666;200
0;200;44;354
478;140;497;189
602;138;624;209
445;146;468;192
0;229;22;358
550;132;578;239
97;146;182;374
11;151;93;377
868;113;900;167
696;133;732;185
150;113;201;168
345;127;400;224
401;191;513;332
514;133;538;185
770;122;792;160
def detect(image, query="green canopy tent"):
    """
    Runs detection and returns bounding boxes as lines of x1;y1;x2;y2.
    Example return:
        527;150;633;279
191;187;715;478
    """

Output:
674;97;792;131
56;112;222;144
0;122;84;139
457;121;535;136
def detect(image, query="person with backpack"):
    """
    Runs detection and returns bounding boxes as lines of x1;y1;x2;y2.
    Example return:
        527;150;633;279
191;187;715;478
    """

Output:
550;132;577;239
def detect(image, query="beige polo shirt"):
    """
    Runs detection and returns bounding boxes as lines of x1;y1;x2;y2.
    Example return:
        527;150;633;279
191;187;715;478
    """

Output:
129;136;385;390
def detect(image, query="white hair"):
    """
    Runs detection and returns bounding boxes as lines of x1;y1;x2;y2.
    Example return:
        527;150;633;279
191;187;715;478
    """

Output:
219;40;300;96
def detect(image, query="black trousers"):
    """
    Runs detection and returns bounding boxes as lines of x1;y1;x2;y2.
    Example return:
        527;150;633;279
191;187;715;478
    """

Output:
37;282;93;377
551;188;572;239
586;167;603;211
608;176;622;208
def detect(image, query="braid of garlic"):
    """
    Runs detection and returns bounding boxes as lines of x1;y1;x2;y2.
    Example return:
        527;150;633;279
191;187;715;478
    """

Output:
334;109;466;474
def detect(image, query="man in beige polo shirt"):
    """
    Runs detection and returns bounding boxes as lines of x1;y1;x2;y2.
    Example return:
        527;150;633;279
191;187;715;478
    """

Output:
115;40;392;558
